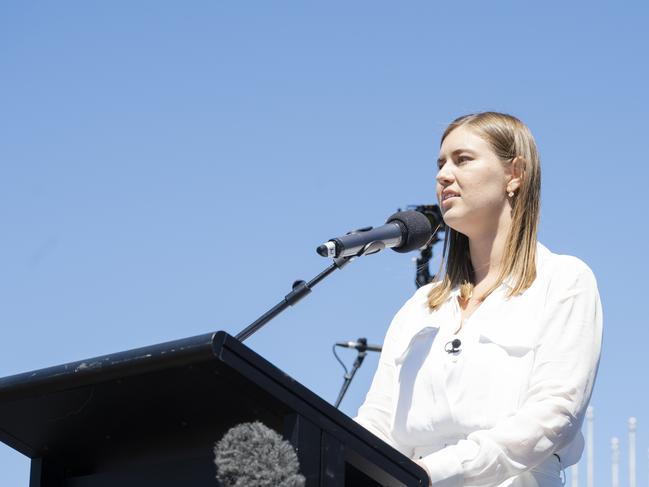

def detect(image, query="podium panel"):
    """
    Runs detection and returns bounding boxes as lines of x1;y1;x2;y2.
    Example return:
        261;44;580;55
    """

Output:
0;331;427;486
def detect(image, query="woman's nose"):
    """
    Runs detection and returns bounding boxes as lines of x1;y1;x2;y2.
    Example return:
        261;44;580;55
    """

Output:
436;164;454;185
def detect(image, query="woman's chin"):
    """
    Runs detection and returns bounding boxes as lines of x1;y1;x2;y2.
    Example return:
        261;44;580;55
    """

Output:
442;214;474;237
442;211;462;230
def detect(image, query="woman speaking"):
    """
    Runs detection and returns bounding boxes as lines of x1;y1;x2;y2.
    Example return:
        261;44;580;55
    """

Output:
355;112;602;486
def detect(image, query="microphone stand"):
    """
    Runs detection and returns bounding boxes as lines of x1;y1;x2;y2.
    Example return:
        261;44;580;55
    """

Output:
235;255;353;342
334;338;369;409
400;204;444;288
236;208;442;341
415;245;434;288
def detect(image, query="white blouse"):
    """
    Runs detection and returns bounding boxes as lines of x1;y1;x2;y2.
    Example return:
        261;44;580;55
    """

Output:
355;243;602;487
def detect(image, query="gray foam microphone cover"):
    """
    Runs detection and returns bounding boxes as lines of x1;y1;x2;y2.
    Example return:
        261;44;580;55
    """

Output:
214;421;306;487
386;210;433;253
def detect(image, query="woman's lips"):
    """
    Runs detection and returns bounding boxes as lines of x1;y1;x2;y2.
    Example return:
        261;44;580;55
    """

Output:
441;194;459;209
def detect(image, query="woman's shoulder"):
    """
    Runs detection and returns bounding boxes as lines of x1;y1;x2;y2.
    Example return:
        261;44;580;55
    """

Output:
383;282;442;339
537;242;598;289
394;281;438;317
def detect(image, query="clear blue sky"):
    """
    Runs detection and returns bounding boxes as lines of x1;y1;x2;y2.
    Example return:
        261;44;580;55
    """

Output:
1;1;647;484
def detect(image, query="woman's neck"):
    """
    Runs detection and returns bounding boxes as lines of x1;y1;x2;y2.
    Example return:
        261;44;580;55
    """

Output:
468;213;512;286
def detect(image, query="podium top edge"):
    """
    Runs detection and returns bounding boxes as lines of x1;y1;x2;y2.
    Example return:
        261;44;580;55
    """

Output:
0;330;233;401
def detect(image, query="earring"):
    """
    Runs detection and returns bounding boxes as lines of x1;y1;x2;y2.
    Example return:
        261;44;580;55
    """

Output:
508;191;514;198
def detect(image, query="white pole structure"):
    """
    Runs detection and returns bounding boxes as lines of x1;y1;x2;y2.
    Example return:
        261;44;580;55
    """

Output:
629;417;637;487
572;463;579;487
587;406;594;487
612;437;620;487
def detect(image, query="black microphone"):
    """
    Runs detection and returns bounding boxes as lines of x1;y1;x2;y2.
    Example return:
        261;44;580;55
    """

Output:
336;339;382;353
445;338;462;354
214;421;305;487
317;210;432;258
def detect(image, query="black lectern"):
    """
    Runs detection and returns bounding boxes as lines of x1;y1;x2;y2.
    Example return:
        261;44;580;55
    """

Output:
0;331;427;486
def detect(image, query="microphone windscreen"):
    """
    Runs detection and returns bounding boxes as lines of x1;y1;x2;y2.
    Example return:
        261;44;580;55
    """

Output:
386;210;432;253
214;421;306;487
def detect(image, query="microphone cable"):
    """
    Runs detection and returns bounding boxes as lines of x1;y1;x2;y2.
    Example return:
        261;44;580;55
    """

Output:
332;338;381;409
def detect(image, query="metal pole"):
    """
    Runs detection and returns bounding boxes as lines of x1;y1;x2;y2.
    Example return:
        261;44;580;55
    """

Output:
629;417;637;487
612;437;620;487
587;406;594;487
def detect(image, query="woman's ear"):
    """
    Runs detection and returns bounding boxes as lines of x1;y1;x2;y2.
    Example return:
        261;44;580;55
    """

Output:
506;156;525;193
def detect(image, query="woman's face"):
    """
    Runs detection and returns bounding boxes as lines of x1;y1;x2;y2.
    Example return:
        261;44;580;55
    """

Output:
436;126;515;238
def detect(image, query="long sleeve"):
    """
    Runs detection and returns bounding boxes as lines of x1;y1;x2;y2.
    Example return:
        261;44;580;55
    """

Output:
420;259;603;486
354;295;415;456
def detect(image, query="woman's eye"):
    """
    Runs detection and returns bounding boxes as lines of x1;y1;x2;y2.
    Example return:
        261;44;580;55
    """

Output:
457;155;472;163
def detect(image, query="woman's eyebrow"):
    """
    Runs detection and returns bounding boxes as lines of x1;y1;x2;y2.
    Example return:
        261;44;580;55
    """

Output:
437;148;476;164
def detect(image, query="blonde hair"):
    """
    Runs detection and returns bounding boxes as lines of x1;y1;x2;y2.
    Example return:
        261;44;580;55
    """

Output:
427;112;541;310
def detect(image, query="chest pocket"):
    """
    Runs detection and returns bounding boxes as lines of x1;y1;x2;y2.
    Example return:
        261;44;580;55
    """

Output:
479;321;537;356
449;321;537;428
